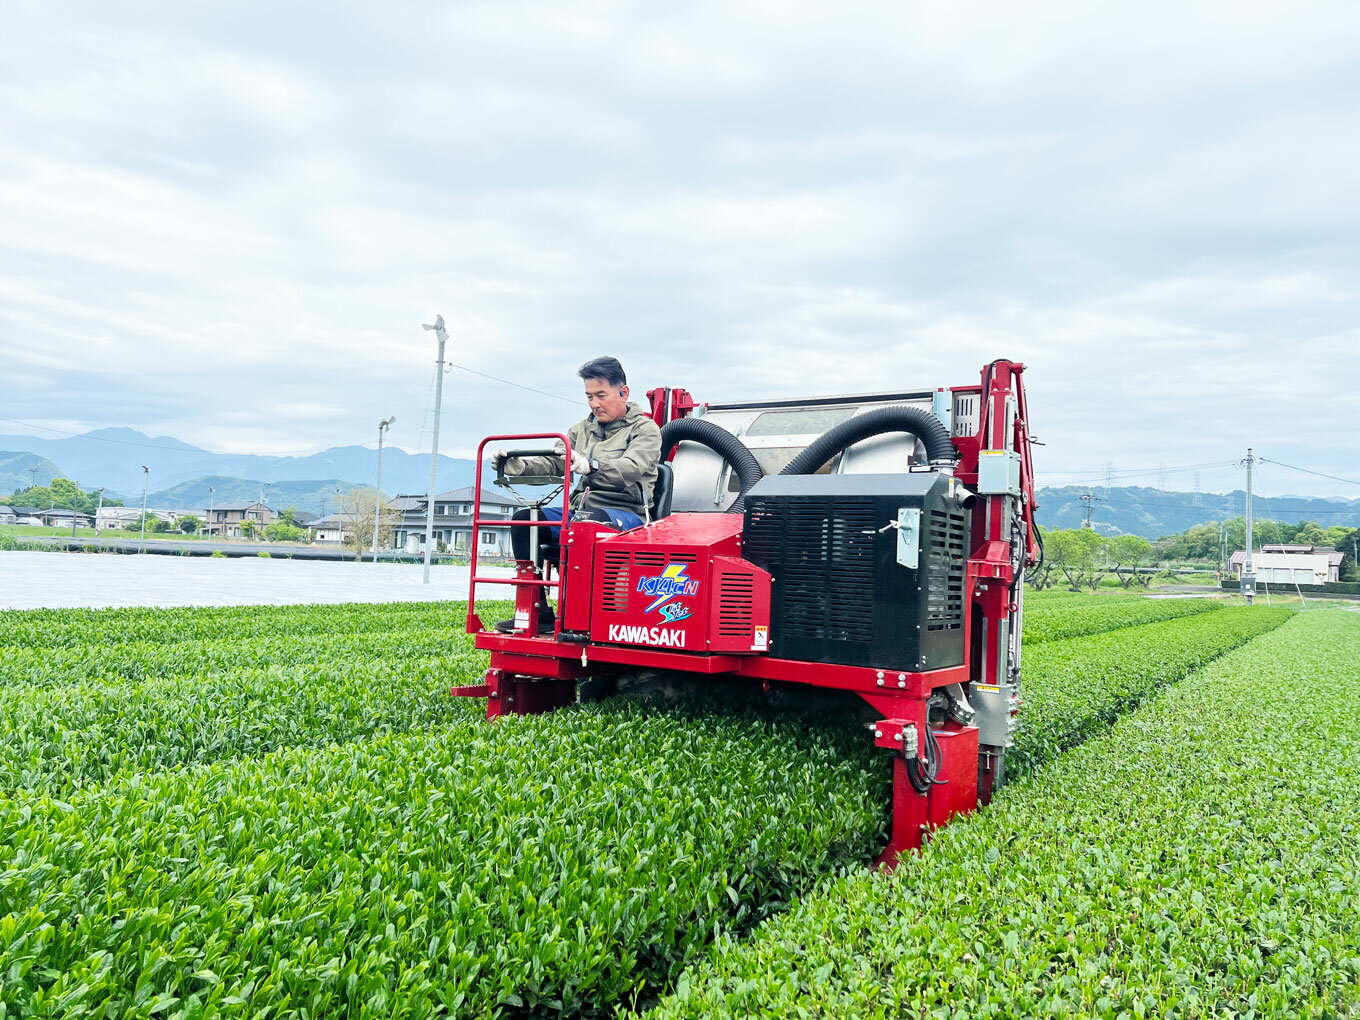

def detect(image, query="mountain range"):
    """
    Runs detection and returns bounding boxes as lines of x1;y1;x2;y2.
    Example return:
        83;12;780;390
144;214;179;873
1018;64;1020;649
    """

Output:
2;429;1358;534
0;428;478;507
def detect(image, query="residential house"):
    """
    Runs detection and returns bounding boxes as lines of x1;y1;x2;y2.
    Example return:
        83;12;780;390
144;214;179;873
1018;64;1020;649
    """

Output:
36;508;93;528
202;501;275;538
95;507;144;529
1230;544;1345;586
389;486;518;555
95;507;177;530
311;513;359;545
0;505;16;524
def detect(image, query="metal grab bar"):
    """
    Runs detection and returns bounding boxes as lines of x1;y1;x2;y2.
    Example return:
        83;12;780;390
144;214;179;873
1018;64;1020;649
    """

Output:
467;433;573;634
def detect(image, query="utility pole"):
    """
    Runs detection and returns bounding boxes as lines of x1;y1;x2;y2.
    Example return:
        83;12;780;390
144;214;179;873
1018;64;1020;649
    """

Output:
94;488;105;536
207;486;215;539
421;314;449;584
140;466;150;551
371;416;397;562
1079;492;1104;529
1241;448;1257;604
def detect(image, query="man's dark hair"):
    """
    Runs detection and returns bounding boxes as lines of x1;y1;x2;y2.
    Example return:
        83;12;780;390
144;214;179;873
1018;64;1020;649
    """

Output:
578;356;627;389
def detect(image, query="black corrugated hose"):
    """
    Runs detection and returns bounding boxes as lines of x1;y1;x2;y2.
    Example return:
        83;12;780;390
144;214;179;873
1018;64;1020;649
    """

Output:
659;417;764;514
778;405;956;475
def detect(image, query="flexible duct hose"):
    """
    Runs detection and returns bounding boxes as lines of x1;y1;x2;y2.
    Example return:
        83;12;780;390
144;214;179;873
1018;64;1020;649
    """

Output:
778;406;955;475
659;417;764;514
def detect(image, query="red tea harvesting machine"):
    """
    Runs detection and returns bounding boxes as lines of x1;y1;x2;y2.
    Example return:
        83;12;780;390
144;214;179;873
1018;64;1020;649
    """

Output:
460;360;1039;863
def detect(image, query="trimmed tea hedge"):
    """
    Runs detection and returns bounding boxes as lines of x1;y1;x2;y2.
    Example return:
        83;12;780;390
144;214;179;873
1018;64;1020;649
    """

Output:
1012;606;1290;778
1023;596;1222;645
0;601;513;796
0;651;488;797
0;619;480;689
0;600;469;651
1221;578;1360;595
0;697;885;1018
0;599;1297;1017
648;610;1358;1018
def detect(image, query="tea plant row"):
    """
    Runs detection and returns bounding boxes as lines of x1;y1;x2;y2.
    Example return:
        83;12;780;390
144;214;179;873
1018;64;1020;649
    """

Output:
0;599;466;650
647;609;1357;1018
1023;595;1222;645
0;605;1290;1017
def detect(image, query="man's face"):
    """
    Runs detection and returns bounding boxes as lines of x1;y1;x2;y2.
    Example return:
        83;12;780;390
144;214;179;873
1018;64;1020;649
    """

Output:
584;376;629;424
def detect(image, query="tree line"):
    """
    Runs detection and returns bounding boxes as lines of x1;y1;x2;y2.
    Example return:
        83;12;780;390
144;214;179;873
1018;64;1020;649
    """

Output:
1030;518;1360;590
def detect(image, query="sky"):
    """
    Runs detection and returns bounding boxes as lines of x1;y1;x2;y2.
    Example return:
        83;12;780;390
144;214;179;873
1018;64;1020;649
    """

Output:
1;0;1358;499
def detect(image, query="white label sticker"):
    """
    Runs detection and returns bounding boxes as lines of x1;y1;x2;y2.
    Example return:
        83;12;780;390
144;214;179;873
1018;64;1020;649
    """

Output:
513;610;529;630
753;626;768;649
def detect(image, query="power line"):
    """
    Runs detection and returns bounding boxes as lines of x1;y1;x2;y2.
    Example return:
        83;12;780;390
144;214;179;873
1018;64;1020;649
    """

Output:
446;362;580;405
1041;461;1240;485
1257;457;1360;488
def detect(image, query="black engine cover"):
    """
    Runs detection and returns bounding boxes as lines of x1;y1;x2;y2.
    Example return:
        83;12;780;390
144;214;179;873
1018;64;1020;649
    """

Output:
742;472;969;670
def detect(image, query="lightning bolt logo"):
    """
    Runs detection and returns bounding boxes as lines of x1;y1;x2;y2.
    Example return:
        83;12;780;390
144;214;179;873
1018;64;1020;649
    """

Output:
640;562;699;615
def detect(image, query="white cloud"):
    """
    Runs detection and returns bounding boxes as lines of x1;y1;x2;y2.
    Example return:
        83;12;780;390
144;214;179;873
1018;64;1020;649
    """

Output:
0;0;1357;499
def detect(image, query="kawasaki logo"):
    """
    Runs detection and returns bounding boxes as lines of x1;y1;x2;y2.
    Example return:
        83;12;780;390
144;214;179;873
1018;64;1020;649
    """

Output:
607;624;687;648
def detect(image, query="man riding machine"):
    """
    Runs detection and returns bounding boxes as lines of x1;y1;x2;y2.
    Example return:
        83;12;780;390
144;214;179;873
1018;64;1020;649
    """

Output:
492;356;662;634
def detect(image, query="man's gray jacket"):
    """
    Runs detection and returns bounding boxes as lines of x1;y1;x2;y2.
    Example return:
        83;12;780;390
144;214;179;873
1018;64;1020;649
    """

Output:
506;403;662;518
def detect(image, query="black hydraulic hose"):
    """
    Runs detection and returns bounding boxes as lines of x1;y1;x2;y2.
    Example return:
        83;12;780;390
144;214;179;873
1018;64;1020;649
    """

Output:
659;417;764;514
778;406;955;476
906;726;946;794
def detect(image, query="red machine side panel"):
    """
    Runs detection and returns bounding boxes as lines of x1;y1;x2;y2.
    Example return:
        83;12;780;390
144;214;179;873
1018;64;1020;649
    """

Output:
707;555;772;654
925;726;980;828
590;543;710;652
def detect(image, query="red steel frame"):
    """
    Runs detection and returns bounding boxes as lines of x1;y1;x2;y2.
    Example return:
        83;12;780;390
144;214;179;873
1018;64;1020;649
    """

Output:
461;363;1037;865
467;433;574;640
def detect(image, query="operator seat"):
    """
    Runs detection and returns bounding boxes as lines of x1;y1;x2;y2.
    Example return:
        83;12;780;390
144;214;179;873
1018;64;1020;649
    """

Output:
650;463;674;521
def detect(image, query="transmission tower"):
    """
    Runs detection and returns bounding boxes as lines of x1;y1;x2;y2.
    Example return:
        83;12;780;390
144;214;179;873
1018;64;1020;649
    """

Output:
1157;462;1168;491
1192;472;1202;508
1102;461;1115;499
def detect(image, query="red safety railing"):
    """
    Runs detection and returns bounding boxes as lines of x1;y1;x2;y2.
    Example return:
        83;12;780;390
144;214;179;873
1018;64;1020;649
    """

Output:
466;433;573;634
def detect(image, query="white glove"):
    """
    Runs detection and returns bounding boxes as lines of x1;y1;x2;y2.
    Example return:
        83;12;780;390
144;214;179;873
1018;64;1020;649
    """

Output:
570;449;592;475
492;449;511;472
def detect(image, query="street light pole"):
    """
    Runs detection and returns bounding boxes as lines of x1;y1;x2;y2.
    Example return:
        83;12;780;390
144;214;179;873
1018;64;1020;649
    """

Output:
421;315;449;585
140;466;150;551
371;416;396;562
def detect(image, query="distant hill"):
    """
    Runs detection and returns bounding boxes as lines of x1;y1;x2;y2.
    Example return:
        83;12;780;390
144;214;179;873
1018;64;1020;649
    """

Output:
1035;485;1360;539
0;428;478;496
147;476;367;516
0;451;65;496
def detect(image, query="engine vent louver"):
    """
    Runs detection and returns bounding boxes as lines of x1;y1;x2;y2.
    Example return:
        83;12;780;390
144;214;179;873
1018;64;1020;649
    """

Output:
747;499;875;643
743;473;969;670
717;572;756;636
925;508;967;631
